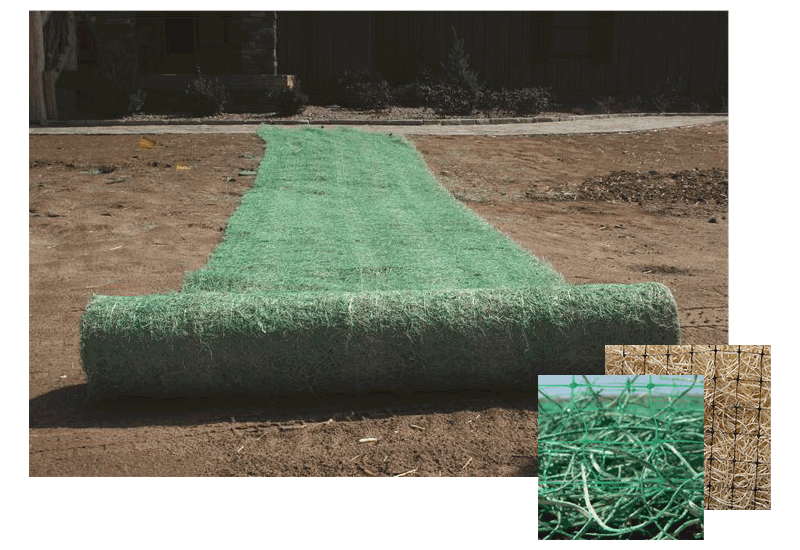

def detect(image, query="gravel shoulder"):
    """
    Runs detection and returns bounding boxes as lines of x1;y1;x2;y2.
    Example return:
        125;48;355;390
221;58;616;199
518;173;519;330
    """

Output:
30;112;728;136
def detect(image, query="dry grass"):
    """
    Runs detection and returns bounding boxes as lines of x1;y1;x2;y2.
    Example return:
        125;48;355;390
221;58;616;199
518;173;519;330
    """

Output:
605;345;771;510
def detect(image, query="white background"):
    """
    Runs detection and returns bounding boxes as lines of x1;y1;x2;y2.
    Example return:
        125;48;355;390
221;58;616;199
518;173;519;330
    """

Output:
14;2;795;548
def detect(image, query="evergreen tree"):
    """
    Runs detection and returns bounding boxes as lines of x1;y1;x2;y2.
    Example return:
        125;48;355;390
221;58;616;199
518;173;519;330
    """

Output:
441;27;481;93
430;27;483;116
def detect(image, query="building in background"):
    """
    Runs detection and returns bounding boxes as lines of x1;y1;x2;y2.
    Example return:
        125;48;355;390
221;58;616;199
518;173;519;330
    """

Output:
30;11;728;122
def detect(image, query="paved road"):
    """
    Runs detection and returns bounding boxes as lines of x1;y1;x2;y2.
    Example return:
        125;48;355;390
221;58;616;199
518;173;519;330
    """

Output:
29;114;727;136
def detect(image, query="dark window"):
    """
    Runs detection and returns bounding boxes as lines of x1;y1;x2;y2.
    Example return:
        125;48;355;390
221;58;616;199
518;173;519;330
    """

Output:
536;11;614;64
165;17;196;55
76;15;97;65
551;13;591;58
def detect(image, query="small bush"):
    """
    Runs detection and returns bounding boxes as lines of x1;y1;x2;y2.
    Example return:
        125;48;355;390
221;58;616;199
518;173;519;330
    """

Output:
625;94;645;113
338;68;392;111
128;88;147;114
710;85;727;112
427;83;477;116
478;87;551;116
185;66;228;115
392;81;429;108
267;85;307;116
651;76;681;113
594;95;619;115
476;88;497;112
690;95;711;113
505;87;550;116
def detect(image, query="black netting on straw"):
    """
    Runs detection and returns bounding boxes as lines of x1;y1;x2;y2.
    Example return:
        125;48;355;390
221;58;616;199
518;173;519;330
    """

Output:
605;345;771;510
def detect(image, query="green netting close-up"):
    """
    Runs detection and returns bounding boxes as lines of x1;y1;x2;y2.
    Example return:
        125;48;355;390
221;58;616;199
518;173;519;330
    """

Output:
80;127;680;401
538;375;704;540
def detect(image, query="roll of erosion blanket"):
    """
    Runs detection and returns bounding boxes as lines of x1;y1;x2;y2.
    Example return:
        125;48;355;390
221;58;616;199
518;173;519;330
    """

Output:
80;283;679;401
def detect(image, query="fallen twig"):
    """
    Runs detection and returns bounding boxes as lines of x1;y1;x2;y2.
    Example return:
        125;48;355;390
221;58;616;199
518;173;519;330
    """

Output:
278;424;307;431
278;418;334;431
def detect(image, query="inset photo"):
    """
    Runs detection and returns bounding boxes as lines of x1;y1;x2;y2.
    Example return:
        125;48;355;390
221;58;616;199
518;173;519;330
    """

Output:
538;374;704;540
605;345;771;510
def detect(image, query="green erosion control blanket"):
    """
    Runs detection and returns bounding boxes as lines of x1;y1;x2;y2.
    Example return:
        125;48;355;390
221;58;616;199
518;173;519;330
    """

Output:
81;127;680;401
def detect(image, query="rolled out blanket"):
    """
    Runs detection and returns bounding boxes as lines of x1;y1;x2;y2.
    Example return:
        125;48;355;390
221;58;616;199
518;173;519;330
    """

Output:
80;283;679;401
80;126;680;402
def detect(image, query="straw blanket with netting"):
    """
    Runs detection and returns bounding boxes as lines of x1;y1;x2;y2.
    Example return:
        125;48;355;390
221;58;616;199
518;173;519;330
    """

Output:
80;127;680;401
605;345;771;510
538;375;704;540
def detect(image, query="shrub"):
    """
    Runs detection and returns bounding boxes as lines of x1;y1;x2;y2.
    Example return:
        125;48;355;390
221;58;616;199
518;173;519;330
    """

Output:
127;88;147;114
625;94;645;113
710;85;727;112
504;87;551;116
594;95;616;115
338;68;392;111
267;85;307;116
478;87;551;116
392;81;429;107
476;88;497;112
651;76;681;113
690;95;710;113
427;83;477;116
185;65;228;115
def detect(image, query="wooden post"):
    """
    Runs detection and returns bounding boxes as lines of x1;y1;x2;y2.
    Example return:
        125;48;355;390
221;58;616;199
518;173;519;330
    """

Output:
31;11;78;122
43;70;59;120
30;11;47;123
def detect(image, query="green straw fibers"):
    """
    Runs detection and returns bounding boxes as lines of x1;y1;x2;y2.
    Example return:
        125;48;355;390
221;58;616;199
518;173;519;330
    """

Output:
80;127;680;401
538;375;704;540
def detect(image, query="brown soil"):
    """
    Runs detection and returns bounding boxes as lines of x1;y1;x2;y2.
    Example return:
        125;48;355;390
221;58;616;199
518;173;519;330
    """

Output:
412;122;728;344
29;121;726;476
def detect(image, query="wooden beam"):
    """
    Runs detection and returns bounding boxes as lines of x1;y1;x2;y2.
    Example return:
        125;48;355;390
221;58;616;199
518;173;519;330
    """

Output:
43;70;59;120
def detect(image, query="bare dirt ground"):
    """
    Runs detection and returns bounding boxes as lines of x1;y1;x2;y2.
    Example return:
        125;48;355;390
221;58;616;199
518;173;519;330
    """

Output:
412;121;728;344
29;121;726;476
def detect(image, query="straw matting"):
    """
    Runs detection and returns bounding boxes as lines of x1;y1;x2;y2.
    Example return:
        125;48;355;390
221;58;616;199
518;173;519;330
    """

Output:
605;345;771;510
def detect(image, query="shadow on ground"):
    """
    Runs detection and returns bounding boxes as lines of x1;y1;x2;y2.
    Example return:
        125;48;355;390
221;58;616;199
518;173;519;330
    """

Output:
30;384;535;430
520;457;538;477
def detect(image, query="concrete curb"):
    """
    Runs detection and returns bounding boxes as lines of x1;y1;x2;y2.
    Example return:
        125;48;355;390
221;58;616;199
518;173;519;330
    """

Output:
30;111;728;129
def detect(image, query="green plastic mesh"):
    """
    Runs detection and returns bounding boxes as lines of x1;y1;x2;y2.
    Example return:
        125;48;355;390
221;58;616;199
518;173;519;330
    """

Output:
80;127;680;401
538;375;704;540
